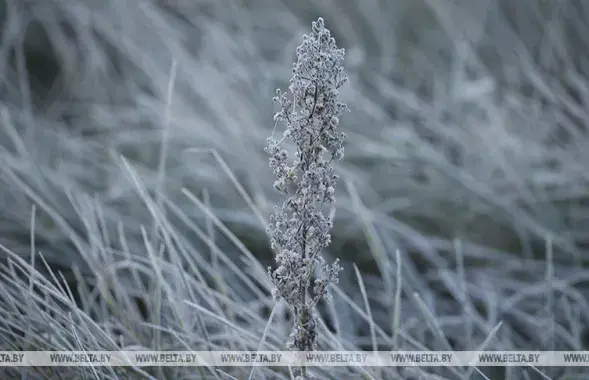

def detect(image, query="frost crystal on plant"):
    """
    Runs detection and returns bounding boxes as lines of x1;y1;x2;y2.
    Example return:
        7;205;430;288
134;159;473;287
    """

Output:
265;17;348;356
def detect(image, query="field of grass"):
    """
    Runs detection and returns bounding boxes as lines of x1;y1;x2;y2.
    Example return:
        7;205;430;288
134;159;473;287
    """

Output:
1;0;589;379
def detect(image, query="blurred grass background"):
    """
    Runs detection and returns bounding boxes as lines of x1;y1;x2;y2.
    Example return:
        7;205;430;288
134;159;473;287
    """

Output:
1;0;589;379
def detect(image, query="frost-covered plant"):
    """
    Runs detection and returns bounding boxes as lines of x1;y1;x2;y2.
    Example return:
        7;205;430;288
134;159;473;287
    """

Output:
265;17;348;361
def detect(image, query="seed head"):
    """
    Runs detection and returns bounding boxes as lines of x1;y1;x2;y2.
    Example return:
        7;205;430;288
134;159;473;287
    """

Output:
266;17;348;355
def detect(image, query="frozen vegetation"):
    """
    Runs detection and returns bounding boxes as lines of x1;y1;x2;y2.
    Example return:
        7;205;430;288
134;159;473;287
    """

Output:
0;1;589;379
